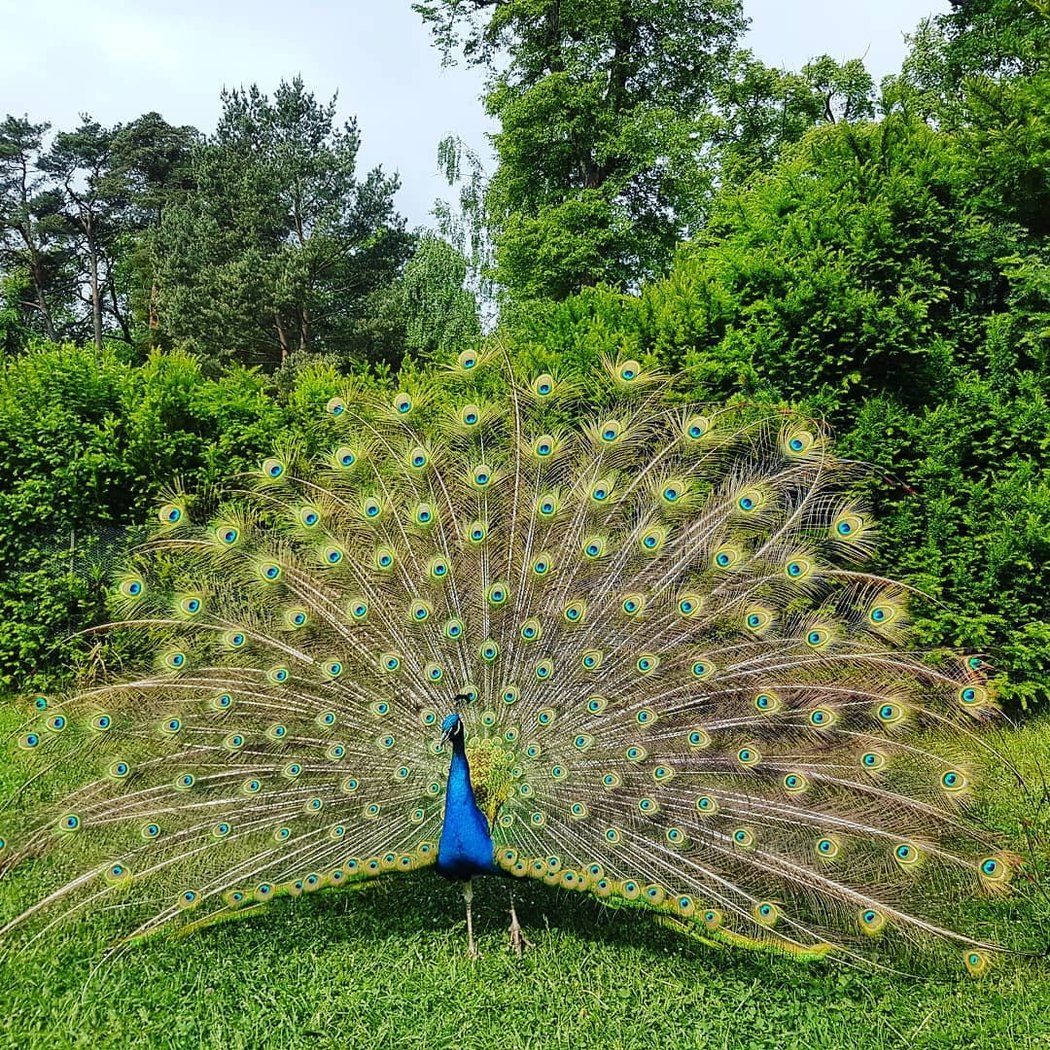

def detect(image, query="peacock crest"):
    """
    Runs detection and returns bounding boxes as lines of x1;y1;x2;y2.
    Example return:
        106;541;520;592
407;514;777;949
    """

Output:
0;352;1025;972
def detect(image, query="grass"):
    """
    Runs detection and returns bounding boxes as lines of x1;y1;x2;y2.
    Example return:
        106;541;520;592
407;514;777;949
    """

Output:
0;714;1047;1050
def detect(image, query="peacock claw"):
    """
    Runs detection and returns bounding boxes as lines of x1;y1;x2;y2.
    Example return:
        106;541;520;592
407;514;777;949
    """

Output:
508;902;533;956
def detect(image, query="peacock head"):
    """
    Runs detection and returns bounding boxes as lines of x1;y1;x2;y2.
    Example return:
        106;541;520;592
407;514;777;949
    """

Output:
440;712;464;746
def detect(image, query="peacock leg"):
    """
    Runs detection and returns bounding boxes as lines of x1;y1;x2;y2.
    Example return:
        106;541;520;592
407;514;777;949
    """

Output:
507;890;533;957
462;880;479;958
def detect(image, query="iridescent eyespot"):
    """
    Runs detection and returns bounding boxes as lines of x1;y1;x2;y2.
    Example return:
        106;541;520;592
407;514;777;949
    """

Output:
408;446;429;470
142;822;161;840
415;503;435;526
520;619;541;642
535;659;553;681
859;908;887;934
467;520;488;544
532;373;555;397
425;663;444;682
46;714;66;733
298;506;321;528
684;415;710;442
589;478;613;503
687;730;710;749
562;601;586;624
691;660;714;680
809;707;835;728
19;731;41;750
375;548;395;570
805;628;829;648
480;640;499;662
959;685;987;707
815;836;840;859
261;457;285;480
963;950;989;975
875;702;904;725
582;535;607;560
361;497;383;520
326;396;346;417
217;525;240;546
599;419;621;442
783;772;808;794
471;464;493;488
616;359;640;383
733;828;754;847
635;655;658;674
393;392;412;414
713;545;740;569
894;843;920;868
737;746;760;766
677;594;702;618
334;446;357;469
586;695;607;714
457;349;479;371
784;429;815;456
381;653;401;673
175;773;195;790
861;750;886;771
661;479;687;505
531;488;558;518
941;769;968;793
754;692;780;713
621;594;645;617
444;617;464;640
978;856;1011;885
737;489;764;512
487;582;509;606
532;554;552;577
582;650;603;670
533;434;555;458
158;502;185;525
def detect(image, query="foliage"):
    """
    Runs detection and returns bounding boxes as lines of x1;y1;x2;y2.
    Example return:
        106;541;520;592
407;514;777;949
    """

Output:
503;115;1050;711
0;343;376;692
417;0;747;300
151;78;413;368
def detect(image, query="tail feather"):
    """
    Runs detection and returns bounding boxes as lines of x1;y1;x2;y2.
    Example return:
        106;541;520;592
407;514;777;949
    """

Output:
0;355;1031;972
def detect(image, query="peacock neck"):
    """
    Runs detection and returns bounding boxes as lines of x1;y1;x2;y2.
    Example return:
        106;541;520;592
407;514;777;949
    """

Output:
436;730;497;879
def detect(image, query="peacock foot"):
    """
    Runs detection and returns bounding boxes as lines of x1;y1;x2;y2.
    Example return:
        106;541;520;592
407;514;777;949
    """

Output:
508;902;533;957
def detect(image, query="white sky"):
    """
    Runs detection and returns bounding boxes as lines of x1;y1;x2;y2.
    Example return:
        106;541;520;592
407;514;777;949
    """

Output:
0;1;948;227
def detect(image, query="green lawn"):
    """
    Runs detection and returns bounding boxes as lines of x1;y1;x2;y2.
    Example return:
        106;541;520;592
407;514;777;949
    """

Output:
1;715;1047;1050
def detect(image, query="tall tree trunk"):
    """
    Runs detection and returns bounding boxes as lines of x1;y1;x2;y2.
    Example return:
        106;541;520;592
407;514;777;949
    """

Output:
88;229;103;351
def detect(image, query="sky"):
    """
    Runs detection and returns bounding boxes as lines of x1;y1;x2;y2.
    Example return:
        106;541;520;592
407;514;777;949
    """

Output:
0;0;949;227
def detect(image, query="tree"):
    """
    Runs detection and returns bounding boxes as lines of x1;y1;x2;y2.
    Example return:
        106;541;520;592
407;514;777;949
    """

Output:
107;113;198;337
417;0;747;301
889;0;1048;122
43;118;123;349
152;78;413;367
714;54;875;181
0;116;71;345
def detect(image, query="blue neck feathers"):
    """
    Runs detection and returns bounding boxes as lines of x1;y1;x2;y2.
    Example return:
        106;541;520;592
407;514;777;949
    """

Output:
436;727;496;879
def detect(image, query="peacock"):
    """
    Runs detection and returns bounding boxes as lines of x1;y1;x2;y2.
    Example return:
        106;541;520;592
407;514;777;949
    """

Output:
0;351;1029;971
